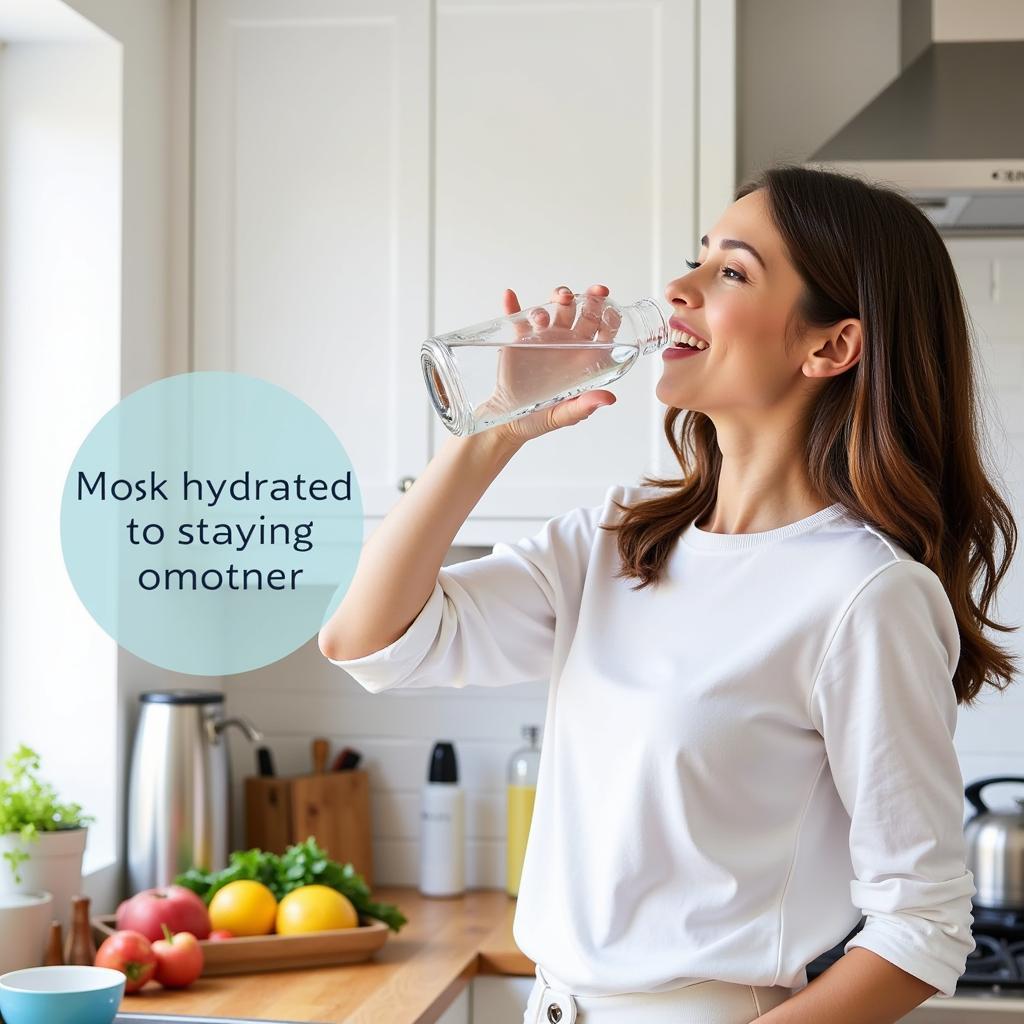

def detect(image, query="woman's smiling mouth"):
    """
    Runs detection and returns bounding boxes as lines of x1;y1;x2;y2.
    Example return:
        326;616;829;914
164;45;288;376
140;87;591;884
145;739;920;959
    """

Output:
665;320;709;359
668;318;709;351
663;339;707;359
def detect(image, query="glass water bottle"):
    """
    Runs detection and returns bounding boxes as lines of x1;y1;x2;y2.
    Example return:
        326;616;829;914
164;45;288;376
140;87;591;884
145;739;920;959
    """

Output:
506;725;542;898
421;293;669;436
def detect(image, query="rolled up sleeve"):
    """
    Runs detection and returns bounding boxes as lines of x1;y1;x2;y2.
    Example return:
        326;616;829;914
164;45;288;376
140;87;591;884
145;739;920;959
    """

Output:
328;500;601;694
809;559;976;998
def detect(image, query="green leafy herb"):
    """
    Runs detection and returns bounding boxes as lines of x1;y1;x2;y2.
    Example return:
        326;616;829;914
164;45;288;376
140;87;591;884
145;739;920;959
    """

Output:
0;745;94;884
175;837;408;933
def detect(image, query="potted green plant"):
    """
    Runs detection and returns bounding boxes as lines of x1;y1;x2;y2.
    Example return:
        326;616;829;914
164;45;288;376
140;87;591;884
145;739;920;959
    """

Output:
0;745;93;929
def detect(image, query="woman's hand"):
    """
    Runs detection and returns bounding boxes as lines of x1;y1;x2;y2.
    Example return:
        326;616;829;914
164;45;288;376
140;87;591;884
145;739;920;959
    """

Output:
484;283;620;448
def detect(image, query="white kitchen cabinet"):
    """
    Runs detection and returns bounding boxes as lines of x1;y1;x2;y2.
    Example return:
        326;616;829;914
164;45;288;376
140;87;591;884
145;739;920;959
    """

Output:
472;974;535;1024
194;0;432;518
466;974;1024;1024
193;0;735;528
467;977;1022;1024
436;983;472;1024
432;0;734;520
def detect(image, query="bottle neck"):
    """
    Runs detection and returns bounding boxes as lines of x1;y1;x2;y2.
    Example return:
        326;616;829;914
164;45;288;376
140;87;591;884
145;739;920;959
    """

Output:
630;299;669;355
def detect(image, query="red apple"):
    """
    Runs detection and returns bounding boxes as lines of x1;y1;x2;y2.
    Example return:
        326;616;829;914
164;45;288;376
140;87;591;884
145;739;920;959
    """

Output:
152;926;204;989
208;929;234;941
116;885;211;942
94;930;158;993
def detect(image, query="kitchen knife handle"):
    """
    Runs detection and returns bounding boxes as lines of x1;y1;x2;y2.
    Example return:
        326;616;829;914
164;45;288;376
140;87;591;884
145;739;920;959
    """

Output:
256;746;276;777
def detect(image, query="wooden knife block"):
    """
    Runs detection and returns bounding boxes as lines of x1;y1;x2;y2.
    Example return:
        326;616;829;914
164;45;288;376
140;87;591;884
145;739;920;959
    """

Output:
244;770;373;887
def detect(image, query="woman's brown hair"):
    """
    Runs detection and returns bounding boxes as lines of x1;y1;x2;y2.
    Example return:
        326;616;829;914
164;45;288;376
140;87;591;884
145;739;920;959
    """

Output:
601;164;1017;707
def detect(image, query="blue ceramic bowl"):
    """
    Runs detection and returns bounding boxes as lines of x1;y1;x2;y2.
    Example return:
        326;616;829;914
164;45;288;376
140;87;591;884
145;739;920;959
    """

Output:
0;965;125;1024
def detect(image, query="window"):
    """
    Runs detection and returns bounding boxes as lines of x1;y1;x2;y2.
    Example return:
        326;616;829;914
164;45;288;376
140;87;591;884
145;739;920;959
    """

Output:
0;6;122;878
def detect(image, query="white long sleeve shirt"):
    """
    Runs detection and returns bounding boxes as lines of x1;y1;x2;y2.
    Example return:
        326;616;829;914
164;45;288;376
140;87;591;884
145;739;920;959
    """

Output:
328;485;977;999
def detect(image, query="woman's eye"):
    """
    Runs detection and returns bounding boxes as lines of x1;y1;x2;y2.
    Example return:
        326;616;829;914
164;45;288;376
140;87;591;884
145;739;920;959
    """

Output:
685;258;746;283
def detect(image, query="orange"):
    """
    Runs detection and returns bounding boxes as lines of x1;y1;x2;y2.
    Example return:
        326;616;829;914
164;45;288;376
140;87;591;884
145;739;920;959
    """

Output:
275;884;358;934
208;880;277;936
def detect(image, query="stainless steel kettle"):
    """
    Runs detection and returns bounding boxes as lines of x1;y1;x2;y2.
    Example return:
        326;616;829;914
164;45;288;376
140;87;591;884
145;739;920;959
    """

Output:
127;690;262;893
963;775;1024;910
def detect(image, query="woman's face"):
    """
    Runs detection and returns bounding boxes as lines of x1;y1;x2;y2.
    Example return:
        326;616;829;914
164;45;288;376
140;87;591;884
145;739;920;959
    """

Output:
656;188;816;418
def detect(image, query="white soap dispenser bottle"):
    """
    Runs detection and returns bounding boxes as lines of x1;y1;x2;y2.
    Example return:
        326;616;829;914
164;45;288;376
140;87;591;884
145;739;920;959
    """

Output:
419;740;465;897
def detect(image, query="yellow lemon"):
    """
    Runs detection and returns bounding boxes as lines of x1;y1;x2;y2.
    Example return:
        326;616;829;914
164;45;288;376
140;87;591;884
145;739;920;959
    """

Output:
208;880;278;936
275;884;358;934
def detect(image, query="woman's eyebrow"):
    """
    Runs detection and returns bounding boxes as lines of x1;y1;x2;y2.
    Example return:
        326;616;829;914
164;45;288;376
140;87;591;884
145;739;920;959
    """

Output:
700;234;767;271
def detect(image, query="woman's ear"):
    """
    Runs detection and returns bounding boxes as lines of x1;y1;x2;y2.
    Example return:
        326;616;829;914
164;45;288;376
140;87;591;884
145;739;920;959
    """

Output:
803;319;862;379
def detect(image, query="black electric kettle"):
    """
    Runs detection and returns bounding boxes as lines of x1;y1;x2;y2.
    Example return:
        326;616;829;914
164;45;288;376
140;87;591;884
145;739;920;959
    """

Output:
964;776;1024;911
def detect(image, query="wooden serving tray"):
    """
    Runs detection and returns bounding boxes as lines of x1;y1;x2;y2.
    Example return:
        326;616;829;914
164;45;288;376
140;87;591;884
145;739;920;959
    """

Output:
92;913;389;976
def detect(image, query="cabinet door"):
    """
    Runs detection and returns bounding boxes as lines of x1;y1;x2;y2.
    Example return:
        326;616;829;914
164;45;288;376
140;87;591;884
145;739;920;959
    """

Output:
432;0;705;518
436;984;471;1024
472;975;536;1024
194;0;431;517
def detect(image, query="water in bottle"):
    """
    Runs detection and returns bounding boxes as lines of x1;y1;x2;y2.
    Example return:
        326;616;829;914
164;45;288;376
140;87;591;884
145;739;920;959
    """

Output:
421;293;669;436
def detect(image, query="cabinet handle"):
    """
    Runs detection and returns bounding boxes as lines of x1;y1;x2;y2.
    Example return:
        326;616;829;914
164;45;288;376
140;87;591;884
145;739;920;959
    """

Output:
398;476;416;493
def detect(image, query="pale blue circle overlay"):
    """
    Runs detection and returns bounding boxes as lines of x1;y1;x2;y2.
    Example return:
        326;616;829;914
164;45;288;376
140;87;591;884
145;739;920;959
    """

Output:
60;372;362;676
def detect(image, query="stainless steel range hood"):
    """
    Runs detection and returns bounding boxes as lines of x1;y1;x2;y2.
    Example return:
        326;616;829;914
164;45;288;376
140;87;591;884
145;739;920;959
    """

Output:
807;41;1024;234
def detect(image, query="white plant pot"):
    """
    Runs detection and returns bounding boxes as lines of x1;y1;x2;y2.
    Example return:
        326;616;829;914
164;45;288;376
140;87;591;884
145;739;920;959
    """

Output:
0;891;53;974
0;828;87;932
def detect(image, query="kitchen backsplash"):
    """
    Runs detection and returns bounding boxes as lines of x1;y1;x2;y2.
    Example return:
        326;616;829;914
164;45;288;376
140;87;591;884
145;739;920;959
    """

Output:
227;238;1024;887
950;237;1024;820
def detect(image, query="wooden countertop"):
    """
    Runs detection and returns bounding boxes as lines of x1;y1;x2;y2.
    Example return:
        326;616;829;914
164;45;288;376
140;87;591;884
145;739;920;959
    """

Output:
116;885;1024;1022
119;886;534;1024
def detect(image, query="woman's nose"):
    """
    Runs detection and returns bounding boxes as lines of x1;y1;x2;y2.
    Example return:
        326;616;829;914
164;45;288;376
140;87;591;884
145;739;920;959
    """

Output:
664;276;702;308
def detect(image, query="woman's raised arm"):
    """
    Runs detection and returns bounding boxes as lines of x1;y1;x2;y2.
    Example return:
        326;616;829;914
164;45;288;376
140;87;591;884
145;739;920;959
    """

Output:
318;284;615;663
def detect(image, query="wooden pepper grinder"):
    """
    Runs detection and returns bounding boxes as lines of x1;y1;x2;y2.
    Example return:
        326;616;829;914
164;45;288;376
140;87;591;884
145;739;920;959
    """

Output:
43;921;64;966
312;737;329;774
65;895;96;965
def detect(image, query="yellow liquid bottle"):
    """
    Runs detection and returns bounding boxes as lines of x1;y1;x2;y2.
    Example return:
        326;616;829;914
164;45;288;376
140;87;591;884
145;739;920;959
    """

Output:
506;725;541;898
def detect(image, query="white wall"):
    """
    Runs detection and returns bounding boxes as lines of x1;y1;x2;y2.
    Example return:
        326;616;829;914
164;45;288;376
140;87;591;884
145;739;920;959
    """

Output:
945;239;1024;814
63;0;191;393
0;35;122;875
57;0;194;910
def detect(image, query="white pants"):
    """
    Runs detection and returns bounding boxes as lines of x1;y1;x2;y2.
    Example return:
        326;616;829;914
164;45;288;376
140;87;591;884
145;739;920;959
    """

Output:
523;964;794;1024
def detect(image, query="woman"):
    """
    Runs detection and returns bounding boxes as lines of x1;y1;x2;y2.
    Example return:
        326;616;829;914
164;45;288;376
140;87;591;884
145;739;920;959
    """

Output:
318;165;1018;1024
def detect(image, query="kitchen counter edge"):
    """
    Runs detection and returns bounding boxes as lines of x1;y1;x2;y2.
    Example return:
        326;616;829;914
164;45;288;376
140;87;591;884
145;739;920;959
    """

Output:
118;886;1024;1022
